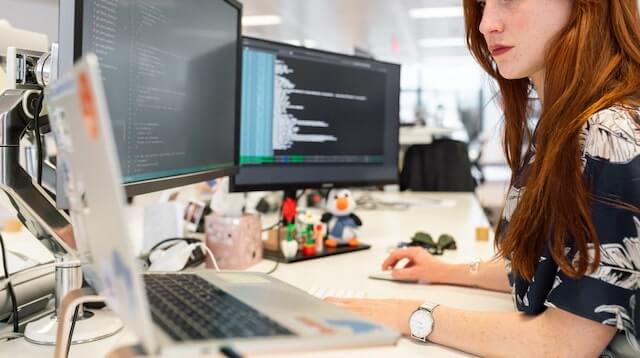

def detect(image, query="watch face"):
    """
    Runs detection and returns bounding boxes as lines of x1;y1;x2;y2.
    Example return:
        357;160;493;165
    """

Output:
410;310;433;339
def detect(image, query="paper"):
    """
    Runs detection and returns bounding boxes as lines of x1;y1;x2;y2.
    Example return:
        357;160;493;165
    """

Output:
395;197;457;209
142;202;184;253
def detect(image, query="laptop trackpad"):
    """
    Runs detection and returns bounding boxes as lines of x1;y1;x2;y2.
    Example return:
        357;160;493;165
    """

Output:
213;273;332;313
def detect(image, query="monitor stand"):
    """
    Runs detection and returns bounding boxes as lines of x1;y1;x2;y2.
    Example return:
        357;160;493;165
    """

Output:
263;190;371;263
0;89;121;345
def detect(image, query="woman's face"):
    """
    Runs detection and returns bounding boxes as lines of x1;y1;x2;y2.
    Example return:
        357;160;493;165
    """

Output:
479;0;573;80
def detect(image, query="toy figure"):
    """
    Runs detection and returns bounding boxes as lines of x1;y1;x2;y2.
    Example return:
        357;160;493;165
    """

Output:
321;189;362;247
314;223;325;252
280;198;299;259
280;222;298;259
302;224;316;256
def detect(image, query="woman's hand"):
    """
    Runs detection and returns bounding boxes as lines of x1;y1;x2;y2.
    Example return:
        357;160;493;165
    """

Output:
382;247;451;283
325;297;422;336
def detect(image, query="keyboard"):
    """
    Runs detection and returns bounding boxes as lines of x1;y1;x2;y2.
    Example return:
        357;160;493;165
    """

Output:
144;274;294;341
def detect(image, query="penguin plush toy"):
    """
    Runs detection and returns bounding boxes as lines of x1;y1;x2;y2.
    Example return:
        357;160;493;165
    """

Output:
321;189;362;247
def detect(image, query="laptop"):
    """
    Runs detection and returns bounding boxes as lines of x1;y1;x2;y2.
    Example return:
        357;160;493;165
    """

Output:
45;53;400;355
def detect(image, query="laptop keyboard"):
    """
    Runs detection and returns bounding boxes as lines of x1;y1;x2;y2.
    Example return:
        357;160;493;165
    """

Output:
144;273;294;341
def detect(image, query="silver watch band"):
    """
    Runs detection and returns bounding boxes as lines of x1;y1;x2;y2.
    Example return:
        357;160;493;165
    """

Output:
410;301;440;342
420;301;440;313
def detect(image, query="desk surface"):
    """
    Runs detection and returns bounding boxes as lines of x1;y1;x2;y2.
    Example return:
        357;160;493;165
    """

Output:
0;192;513;357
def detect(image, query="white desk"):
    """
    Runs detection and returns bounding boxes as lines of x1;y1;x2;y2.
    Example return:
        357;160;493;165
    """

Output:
0;192;513;357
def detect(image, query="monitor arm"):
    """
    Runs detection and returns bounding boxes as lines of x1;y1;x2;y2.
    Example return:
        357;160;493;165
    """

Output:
1;50;118;345
0;88;74;256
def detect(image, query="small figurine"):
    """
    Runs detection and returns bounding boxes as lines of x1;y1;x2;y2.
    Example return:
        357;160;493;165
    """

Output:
280;222;298;259
314;223;325;252
280;198;299;259
302;224;316;256
296;211;320;236
321;189;362;248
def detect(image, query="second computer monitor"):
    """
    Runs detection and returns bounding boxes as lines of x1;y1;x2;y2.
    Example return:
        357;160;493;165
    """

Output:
59;0;241;197
231;37;401;192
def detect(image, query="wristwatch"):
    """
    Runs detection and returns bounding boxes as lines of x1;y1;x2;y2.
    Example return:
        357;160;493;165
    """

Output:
409;302;440;342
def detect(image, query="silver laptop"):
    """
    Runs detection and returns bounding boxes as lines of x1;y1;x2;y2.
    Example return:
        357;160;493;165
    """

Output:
45;53;399;356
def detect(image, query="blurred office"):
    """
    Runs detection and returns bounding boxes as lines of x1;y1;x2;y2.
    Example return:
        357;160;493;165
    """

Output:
0;0;596;357
0;0;515;223
239;0;516;223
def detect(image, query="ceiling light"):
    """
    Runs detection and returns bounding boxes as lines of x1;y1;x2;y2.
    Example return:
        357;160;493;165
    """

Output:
418;38;466;48
242;15;282;27
409;7;463;19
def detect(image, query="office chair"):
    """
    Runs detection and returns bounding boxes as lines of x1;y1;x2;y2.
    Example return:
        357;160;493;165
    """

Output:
399;138;477;192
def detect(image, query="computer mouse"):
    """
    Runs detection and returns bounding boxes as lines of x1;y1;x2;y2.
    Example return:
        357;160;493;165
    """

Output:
368;271;395;281
368;270;418;283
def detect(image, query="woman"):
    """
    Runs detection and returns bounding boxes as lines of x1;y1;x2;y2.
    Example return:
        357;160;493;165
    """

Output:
327;0;640;356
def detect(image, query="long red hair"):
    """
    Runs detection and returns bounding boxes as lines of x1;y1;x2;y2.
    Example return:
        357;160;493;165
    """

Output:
463;0;640;280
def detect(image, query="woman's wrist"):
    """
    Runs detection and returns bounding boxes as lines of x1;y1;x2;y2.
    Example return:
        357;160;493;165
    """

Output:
396;300;423;336
420;261;456;284
437;262;481;287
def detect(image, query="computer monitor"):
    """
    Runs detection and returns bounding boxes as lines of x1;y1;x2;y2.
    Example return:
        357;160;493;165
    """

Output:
57;0;241;199
231;37;401;193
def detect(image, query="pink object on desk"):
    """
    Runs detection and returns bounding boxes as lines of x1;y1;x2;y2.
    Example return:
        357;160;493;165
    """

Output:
204;213;263;270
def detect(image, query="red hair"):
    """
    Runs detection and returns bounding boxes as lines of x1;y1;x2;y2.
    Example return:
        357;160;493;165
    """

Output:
463;0;640;280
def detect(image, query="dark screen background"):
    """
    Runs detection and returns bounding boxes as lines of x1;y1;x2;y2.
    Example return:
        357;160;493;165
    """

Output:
81;0;238;182
275;56;386;157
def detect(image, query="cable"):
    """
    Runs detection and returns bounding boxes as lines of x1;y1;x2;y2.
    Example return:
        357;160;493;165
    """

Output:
33;91;45;186
0;332;23;342
264;260;279;275
199;243;220;272
259;190;306;235
295;189;306;202
147;237;197;254
261;220;282;232
144;237;200;266
0;233;19;332
65;305;80;358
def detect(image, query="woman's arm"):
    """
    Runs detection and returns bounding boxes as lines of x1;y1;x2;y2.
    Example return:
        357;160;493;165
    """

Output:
429;305;616;357
382;247;511;293
326;298;617;357
436;260;511;293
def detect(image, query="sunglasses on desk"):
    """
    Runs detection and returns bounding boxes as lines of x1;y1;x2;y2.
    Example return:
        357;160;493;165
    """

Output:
397;232;457;256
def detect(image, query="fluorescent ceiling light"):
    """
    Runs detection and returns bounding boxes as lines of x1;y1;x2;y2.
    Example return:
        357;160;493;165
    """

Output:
242;15;282;27
409;7;463;19
418;38;466;48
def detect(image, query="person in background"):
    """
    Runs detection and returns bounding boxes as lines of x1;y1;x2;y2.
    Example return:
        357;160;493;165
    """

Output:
327;0;640;356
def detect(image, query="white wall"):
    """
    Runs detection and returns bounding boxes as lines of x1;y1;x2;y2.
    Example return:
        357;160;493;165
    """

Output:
0;0;58;42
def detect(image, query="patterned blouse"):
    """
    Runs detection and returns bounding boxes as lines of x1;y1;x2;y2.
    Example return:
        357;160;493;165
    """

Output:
501;105;640;355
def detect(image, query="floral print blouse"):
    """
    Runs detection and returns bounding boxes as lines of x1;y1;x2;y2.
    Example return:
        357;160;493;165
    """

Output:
500;105;640;355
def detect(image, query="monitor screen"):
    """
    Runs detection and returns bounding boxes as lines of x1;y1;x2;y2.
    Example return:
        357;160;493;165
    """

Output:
58;0;241;197
231;37;401;192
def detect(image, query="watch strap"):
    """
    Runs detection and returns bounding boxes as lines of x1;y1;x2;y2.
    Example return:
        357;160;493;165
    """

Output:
410;301;439;342
420;301;440;313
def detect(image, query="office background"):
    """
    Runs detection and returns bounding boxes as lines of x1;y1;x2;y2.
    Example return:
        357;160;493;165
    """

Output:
0;0;517;221
7;0;638;221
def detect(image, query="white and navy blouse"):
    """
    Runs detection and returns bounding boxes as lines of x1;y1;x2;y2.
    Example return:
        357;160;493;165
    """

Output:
501;106;640;354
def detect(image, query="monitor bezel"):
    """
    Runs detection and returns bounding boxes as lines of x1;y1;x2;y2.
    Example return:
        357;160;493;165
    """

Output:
67;0;242;197
230;36;401;193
